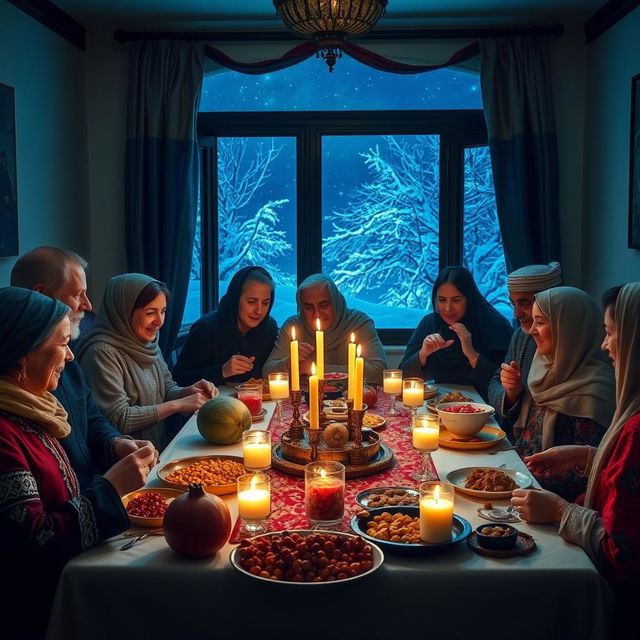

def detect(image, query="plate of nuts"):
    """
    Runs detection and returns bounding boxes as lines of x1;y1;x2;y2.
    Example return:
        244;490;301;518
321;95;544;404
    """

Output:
350;506;471;555
157;455;246;495
355;487;419;509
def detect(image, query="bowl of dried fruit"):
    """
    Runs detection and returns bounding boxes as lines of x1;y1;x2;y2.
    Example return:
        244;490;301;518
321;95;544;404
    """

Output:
436;402;495;439
475;523;518;550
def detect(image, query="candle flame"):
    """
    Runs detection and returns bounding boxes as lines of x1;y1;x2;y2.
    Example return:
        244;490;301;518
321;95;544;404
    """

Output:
250;475;258;491
356;344;362;358
350;332;355;343
320;468;326;479
291;326;296;341
316;318;321;331
311;362;316;375
434;484;440;503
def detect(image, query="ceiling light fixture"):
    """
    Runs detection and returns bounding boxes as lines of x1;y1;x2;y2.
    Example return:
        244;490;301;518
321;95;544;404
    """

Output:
273;0;388;72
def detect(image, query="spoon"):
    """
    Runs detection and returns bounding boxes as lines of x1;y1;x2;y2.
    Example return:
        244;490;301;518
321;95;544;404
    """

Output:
489;445;518;454
120;533;148;550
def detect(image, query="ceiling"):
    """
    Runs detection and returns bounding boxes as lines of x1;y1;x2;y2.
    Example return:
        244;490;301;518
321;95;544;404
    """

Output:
52;0;605;30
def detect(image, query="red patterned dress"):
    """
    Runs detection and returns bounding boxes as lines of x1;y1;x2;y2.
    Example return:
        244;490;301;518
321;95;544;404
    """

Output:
0;411;128;639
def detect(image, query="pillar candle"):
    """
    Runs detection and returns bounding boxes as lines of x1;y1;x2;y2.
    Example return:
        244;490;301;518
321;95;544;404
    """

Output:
237;475;271;520
347;333;356;401
403;380;424;408
419;485;453;543
290;327;300;391
354;345;364;410
269;375;289;400
243;442;272;470
315;318;324;380
309;363;319;429
412;424;439;451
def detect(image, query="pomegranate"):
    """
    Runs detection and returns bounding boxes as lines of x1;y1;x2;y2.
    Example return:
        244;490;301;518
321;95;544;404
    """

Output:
163;484;231;558
362;384;378;409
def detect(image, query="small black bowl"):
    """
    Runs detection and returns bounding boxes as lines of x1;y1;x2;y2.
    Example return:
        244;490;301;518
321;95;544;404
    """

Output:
475;523;518;550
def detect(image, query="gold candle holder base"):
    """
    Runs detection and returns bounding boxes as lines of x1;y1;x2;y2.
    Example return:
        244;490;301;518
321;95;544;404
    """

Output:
348;407;366;465
288;389;303;440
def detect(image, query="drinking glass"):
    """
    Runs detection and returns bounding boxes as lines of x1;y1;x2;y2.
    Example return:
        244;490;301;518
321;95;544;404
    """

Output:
382;369;402;416
411;414;439;482
237;382;263;418
268;372;290;426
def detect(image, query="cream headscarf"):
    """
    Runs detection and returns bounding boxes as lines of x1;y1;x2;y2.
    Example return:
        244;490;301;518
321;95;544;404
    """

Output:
75;273;163;366
514;286;616;450
507;261;562;293
585;283;640;507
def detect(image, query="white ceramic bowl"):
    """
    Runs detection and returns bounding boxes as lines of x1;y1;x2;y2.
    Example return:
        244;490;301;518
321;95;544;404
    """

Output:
435;402;494;438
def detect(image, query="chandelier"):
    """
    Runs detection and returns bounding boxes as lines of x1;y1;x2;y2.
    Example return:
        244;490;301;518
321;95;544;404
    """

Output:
274;0;388;72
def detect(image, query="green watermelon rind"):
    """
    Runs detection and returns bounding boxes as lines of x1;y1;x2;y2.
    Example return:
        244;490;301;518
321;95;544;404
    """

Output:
197;396;252;445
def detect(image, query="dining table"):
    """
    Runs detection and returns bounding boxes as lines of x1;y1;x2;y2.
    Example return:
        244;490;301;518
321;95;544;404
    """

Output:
46;384;612;640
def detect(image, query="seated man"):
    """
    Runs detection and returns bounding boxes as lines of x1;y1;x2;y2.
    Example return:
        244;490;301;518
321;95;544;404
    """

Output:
487;261;562;435
10;246;158;492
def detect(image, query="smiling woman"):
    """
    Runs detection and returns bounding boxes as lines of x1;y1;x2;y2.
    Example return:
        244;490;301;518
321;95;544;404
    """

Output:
76;274;218;449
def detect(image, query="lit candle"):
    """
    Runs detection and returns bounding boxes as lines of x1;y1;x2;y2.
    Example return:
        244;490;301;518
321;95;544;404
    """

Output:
419;483;454;543
290;327;300;391
412;415;439;451
242;430;272;471
354;345;364;410
237;474;271;521
309;362;319;429
403;378;424;408
268;373;289;400
347;332;356;401
315;318;324;380
305;462;345;525
383;370;402;395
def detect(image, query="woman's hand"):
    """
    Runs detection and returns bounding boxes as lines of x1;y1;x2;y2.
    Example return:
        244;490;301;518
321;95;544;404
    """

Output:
501;360;523;405
176;391;209;414
448;323;478;365
510;488;569;524
419;333;454;364
113;437;159;466
524;446;589;479
183;379;217;399
222;355;255;379
104;444;157;497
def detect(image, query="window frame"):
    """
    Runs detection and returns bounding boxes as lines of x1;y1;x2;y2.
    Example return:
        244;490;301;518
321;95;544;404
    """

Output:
197;109;489;344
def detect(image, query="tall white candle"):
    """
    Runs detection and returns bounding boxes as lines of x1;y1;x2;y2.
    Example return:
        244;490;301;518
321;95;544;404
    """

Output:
354;345;364;410
315;318;324;379
309;363;319;429
290;327;300;391
347;333;356;401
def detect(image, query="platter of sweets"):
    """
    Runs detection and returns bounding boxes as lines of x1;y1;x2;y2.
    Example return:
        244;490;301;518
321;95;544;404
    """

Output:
157;455;246;496
230;530;383;588
122;487;182;528
446;466;532;499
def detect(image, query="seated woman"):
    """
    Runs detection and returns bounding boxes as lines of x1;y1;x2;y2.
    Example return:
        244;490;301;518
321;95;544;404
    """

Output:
0;287;155;639
174;266;277;386
399;266;512;401
76;274;217;450
263;274;387;384
511;283;640;638
509;286;615;501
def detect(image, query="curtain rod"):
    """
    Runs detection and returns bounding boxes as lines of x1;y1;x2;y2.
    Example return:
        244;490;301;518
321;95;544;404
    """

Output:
114;25;563;43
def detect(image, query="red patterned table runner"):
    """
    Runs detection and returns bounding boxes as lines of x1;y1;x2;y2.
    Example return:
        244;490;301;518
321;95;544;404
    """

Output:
265;392;438;531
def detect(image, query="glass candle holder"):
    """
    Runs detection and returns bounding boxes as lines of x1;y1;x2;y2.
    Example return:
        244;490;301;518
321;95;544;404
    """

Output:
268;372;290;426
237;382;263;418
411;414;439;482
419;481;454;544
402;376;424;414
382;369;402;416
242;430;271;472
304;461;345;528
237;473;271;536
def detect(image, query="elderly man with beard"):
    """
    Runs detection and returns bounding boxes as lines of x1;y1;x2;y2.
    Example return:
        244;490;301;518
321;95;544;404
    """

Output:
488;262;562;436
10;246;159;494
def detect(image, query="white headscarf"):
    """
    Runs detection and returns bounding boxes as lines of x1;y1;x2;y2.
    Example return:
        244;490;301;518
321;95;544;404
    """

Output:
585;283;640;507
514;286;616;450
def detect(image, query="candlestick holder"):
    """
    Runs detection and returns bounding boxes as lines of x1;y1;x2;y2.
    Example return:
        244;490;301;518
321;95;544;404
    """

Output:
287;389;303;440
308;427;321;461
348;407;367;466
347;406;366;441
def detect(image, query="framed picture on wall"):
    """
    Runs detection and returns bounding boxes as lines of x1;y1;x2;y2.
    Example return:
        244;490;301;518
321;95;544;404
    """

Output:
629;73;640;249
0;82;18;258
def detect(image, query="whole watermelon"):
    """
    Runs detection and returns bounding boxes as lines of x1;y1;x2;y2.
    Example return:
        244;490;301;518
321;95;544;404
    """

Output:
197;396;252;445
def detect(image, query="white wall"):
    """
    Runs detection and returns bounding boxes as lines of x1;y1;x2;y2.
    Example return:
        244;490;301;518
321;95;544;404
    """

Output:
0;2;89;286
582;7;640;297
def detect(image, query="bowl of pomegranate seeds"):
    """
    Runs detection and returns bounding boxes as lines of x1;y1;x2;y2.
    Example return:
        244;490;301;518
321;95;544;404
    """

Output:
122;487;182;528
436;402;495;439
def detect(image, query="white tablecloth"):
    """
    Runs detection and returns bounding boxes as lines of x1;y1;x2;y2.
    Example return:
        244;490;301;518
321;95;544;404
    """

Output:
47;386;612;640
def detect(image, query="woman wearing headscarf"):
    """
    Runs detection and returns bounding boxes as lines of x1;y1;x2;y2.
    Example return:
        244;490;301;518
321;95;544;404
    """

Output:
399;266;513;401
0;287;153;639
512;283;640;639
263;274;387;384
76;274;216;449
173;266;277;386
511;286;615;501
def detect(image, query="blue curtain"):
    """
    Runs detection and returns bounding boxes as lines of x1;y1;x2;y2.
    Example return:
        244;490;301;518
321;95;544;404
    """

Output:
125;40;204;357
480;37;560;272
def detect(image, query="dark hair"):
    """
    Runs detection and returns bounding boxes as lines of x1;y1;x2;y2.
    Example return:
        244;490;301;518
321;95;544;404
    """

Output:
432;266;479;310
11;246;88;294
132;281;171;312
601;285;623;318
243;268;274;291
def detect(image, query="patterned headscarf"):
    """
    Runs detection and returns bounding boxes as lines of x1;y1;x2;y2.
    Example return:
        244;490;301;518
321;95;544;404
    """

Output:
507;262;562;293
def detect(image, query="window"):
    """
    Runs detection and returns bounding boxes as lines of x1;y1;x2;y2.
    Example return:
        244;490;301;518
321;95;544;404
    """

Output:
187;55;509;342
